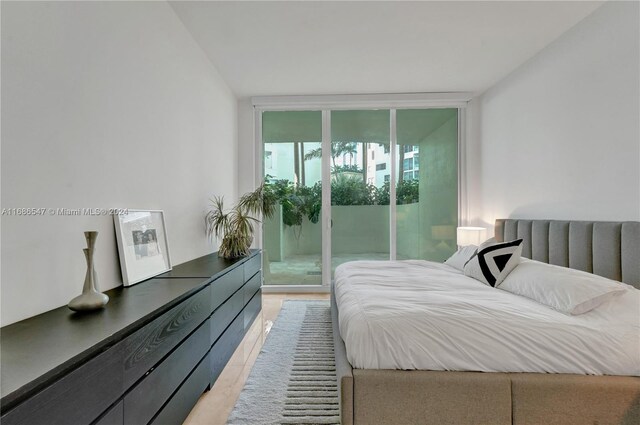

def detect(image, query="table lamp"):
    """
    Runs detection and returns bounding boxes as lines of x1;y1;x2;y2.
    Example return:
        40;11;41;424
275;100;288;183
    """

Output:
456;227;486;247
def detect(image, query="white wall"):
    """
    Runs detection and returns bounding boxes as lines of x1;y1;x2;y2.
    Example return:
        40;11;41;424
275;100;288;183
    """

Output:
237;97;263;248
238;98;257;195
1;1;238;325
470;1;640;231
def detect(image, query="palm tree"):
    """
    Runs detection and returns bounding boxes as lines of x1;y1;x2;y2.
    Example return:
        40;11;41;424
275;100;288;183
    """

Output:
304;141;359;171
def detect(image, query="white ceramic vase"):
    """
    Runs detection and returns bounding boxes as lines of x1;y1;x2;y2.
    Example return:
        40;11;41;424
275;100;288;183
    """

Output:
68;231;109;312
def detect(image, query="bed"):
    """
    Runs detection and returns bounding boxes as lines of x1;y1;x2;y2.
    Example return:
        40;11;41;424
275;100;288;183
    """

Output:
332;219;640;425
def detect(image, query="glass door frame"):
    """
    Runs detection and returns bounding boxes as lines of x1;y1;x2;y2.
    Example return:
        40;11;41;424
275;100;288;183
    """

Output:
253;93;472;292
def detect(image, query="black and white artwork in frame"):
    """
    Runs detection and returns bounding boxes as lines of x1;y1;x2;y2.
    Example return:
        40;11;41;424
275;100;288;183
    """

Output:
114;210;172;286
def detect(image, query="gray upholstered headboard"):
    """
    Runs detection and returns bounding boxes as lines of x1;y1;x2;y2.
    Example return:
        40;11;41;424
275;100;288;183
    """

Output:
494;219;640;288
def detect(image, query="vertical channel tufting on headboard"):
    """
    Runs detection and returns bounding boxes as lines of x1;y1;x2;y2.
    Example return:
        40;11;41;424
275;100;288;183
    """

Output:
548;221;569;267
568;222;593;273
494;219;505;243
531;221;550;263
494;219;640;288
504;220;517;242
593;222;622;281
517;221;533;258
621;222;640;285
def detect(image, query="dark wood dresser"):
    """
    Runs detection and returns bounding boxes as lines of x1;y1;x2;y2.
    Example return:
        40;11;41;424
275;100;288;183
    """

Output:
0;250;262;425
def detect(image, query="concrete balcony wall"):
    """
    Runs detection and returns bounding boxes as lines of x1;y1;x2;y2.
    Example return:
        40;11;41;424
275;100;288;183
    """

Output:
264;203;457;261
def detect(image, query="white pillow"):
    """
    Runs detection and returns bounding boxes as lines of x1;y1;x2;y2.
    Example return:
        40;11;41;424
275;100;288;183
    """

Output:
463;239;523;287
444;245;477;271
498;259;627;315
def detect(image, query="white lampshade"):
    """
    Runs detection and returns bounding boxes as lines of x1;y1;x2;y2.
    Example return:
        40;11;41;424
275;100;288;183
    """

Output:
456;227;486;246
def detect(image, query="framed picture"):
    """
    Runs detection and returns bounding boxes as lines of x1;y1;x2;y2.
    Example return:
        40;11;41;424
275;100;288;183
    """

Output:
113;210;172;286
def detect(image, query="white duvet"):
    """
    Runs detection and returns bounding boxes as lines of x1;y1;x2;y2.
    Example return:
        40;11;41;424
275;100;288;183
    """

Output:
334;260;640;376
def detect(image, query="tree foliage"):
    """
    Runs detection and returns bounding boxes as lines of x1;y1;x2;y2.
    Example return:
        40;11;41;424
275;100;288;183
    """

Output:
264;175;419;227
263;178;322;227
330;174;377;205
303;141;358;168
375;180;420;205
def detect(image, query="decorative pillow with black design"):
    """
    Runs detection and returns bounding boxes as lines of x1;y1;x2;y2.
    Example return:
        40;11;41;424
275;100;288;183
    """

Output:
463;239;524;287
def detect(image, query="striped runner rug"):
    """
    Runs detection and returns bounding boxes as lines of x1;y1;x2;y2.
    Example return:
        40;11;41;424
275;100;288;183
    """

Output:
227;301;340;425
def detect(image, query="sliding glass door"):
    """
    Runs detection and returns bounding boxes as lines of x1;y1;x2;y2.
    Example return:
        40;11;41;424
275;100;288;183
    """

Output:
260;107;459;287
261;111;323;286
396;109;458;262
330;110;390;275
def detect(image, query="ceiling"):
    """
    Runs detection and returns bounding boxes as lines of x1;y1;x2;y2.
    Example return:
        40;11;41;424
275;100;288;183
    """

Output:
170;1;603;98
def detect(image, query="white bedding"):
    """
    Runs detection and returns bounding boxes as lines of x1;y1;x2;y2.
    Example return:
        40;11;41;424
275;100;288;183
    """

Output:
334;260;640;376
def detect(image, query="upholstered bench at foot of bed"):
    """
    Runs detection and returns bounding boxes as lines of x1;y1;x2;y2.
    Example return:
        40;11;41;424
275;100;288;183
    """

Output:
344;370;640;425
353;369;512;425
510;373;640;425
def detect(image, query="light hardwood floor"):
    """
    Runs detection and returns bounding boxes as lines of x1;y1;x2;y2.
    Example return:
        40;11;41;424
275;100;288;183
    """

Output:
183;293;331;425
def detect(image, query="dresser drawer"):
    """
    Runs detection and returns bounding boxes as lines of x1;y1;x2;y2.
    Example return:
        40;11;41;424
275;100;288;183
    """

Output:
1;343;124;425
244;290;262;331
243;272;261;305
211;287;244;346
210;310;244;386
243;254;261;282
123;320;210;425
94;401;123;425
123;286;211;389
150;353;210;425
211;267;243;312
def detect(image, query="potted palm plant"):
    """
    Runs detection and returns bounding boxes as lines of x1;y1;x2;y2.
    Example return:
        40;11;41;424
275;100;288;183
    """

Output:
205;182;277;259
